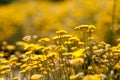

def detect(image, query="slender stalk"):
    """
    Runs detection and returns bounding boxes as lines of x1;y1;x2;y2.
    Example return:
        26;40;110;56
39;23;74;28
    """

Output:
111;0;117;30
111;0;118;45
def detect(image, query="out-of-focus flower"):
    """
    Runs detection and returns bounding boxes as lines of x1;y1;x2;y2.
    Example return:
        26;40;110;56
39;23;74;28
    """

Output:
13;76;18;80
38;38;50;44
0;78;4;80
56;30;67;35
20;69;26;74
114;63;120;69
31;74;42;80
24;44;38;51
22;36;31;42
0;53;4;58
6;45;16;50
83;74;101;80
69;58;84;66
16;41;28;46
74;25;89;31
70;75;77;80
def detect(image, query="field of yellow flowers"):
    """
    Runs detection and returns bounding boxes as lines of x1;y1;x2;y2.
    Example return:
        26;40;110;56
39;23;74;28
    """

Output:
0;0;120;44
0;0;120;80
0;25;120;80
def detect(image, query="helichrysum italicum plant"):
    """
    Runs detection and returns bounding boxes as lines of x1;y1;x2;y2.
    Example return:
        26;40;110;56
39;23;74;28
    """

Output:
0;25;120;80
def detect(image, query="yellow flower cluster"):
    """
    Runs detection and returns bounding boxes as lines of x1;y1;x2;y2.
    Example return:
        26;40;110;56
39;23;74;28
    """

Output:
0;25;120;80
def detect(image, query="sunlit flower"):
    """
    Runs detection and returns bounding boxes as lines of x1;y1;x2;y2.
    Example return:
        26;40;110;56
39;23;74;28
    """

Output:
56;30;67;35
13;76;18;80
20;69;26;74
83;74;101;80
74;25;89;31
6;45;16;50
0;53;4;58
22;35;31;42
72;49;85;58
114;63;120;69
38;38;50;44
70;75;77;80
69;58;84;66
24;44;38;51
31;74;42;80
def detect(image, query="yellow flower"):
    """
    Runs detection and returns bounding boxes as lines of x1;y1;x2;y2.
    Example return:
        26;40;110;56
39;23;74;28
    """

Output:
60;64;64;67
88;66;93;70
6;45;16;50
56;30;67;35
52;36;60;41
36;46;44;51
22;35;31;42
38;38;50;43
32;65;39;69
116;37;120;43
48;63;54;66
64;41;72;45
78;41;85;45
62;53;71;56
69;37;79;42
71;47;77;51
98;41;106;47
25;51;33;55
112;50;120;53
56;45;67;52
21;63;27;69
69;58;84;66
43;71;48;75
0;53;4;57
24;44;38;51
74;25;95;32
9;57;18;62
114;63;120;69
16;41;27;46
0;78;4;80
25;66;32;71
74;25;89;31
83;74;101;80
20;69;26;74
0;71;6;75
31;74;42;80
88;25;95;32
47;52;57;58
21;58;29;62
1;59;9;64
70;75;77;80
32;55;44;60
72;49;85;58
1;65;9;69
39;68;45;71
50;69;55;73
13;76;18;80
16;62;22;66
42;46;51;53
61;34;72;39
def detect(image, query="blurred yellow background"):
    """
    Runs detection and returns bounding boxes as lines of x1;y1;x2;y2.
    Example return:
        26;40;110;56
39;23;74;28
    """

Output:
0;0;120;45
